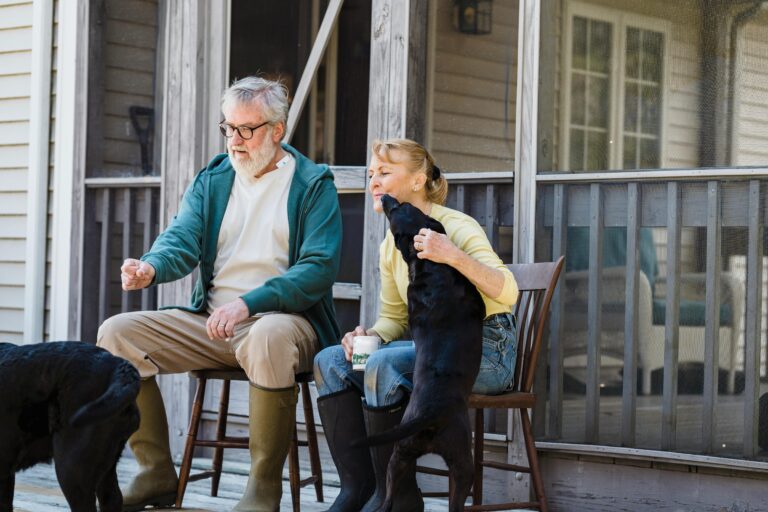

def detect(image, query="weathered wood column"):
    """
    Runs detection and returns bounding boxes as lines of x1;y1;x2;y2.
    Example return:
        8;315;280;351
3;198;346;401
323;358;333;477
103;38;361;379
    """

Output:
156;0;229;458
360;0;428;327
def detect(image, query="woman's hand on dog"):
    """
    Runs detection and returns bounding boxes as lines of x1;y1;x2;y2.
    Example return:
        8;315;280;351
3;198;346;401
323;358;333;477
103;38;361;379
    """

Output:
121;258;156;290
413;228;460;265
207;298;250;341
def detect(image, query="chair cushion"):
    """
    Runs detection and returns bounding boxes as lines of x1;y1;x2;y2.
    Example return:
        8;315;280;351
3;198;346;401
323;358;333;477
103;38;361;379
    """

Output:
652;299;733;327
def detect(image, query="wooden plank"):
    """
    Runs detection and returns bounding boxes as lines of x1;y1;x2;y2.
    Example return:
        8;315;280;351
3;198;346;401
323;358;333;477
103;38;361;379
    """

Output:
701;181;720;454
0;74;31;99
0;98;30;125
548;183;566;439
585;183;603;444
0;190;26;214
0;2;32;29
284;0;343;144
0;262;25;285
120;188;132;312
0;52;32;78
622;183;640;447
512;0;539;264
140;187;153;310
662;182;681;451
362;0;427;327
0;215;27;238
97;188;112;324
0;121;30;144
484;184;499;248
0;26;32;53
743;180;763;457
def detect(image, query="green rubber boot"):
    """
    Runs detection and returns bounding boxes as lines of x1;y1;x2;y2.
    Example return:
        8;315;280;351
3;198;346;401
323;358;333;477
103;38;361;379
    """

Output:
121;378;178;512
231;385;298;512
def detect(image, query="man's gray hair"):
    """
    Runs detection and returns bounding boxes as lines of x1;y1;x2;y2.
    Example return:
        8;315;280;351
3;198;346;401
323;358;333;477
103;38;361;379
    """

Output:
221;76;290;124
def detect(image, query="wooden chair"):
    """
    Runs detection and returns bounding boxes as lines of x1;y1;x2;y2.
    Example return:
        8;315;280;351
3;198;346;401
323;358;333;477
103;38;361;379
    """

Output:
417;257;564;511
175;370;324;512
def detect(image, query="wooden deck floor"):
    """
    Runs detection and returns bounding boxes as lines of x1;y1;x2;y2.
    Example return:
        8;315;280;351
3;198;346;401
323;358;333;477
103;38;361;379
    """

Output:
12;453;528;511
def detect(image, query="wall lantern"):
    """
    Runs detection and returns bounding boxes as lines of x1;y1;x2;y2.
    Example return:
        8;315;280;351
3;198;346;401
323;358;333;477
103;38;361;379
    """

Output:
453;0;492;35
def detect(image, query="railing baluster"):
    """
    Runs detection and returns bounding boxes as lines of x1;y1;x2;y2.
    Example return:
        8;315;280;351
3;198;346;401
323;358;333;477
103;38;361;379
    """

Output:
141;188;153;311
485;184;499;249
702;181;721;454
98;188;113;325
121;189;133;313
455;184;466;213
744;180;763;457
586;183;603;443
662;182;682;450
548;184;566;439
622;183;640;447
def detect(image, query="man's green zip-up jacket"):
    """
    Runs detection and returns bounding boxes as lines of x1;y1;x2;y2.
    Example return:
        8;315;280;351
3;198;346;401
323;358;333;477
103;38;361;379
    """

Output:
140;143;342;349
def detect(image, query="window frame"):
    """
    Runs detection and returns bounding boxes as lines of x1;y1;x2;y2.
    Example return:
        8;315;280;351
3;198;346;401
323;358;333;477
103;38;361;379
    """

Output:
559;1;672;172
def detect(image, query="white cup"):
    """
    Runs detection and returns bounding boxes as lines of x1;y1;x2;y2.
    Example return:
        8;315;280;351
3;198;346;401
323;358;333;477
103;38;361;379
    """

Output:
352;335;380;371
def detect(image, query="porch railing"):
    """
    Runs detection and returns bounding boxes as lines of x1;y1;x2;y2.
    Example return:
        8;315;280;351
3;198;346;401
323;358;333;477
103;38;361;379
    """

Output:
81;177;161;344
538;174;767;459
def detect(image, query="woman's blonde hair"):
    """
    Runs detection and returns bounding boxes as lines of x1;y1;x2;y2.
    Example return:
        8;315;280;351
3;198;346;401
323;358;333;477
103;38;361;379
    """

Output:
371;138;448;205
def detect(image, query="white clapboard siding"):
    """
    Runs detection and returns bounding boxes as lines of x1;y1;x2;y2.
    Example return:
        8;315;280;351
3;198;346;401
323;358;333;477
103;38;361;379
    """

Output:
43;0;58;341
0;1;33;343
430;0;518;172
734;11;768;166
100;0;158;174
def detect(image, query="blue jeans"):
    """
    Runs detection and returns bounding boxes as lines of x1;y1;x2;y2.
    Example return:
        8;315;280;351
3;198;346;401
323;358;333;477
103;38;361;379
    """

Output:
313;312;517;407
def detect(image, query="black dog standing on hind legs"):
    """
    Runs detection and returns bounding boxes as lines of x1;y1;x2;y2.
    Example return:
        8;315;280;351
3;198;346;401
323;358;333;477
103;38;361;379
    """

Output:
0;341;140;512
365;194;485;512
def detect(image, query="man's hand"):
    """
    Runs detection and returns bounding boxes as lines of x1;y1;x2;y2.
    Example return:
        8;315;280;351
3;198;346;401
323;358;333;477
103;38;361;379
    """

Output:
121;258;156;291
207;298;250;341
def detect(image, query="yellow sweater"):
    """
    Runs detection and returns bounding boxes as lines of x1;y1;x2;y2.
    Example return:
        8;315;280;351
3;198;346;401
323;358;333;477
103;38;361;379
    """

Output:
371;203;519;342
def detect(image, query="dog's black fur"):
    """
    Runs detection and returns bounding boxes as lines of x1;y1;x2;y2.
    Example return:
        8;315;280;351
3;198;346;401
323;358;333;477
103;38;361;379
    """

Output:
368;194;485;511
0;341;140;512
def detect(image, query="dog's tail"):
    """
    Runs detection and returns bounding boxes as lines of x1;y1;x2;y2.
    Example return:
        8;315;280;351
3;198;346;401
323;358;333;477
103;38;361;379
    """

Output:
69;360;141;428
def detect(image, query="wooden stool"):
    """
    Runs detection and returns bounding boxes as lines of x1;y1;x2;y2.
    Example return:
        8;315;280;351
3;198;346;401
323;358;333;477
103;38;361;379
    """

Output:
175;370;324;512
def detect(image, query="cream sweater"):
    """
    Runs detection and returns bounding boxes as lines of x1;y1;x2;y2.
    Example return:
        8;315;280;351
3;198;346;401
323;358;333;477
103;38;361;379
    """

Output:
206;155;295;312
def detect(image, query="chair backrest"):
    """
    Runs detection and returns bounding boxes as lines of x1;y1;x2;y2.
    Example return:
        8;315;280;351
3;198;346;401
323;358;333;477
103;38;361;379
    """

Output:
508;256;565;394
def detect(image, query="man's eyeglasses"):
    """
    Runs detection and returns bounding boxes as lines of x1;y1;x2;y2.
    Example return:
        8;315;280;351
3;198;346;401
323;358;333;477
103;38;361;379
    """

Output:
218;121;270;140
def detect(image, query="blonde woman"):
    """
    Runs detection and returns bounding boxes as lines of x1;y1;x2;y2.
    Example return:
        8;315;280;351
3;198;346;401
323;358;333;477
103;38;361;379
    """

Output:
314;139;518;512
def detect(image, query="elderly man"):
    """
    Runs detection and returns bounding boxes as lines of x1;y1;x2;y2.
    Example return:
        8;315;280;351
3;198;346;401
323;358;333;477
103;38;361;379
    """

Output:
98;76;342;512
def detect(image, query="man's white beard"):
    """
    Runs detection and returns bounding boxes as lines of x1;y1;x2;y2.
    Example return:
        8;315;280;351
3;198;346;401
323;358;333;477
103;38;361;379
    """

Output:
229;139;278;180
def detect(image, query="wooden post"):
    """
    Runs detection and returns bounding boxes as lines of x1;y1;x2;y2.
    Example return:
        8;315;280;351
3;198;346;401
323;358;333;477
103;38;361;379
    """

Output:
360;0;428;327
156;0;229;458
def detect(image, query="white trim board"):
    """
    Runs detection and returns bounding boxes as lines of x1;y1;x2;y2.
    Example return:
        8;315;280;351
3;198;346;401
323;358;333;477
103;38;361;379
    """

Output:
50;0;86;340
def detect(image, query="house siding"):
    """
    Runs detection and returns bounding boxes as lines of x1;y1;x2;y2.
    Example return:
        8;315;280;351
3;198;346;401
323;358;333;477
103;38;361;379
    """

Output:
430;0;518;172
0;1;33;344
100;0;158;177
734;10;768;167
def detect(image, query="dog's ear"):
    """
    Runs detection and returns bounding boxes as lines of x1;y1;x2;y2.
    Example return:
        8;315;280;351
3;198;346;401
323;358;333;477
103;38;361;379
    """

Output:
425;216;447;235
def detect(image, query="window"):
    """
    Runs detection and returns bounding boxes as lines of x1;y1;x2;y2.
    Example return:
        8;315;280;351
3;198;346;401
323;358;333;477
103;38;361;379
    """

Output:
561;4;669;172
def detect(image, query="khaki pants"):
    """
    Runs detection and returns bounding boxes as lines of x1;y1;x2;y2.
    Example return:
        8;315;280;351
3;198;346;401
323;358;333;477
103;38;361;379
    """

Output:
97;309;318;389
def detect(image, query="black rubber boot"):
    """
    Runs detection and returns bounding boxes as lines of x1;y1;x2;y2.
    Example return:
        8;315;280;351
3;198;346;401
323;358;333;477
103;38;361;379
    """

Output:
360;399;424;512
317;389;375;512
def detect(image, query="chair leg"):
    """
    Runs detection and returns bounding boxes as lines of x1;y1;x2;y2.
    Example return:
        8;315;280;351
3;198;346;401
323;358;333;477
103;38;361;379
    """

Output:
521;408;548;512
289;424;301;512
472;407;485;506
300;381;324;502
211;379;231;497
176;377;207;508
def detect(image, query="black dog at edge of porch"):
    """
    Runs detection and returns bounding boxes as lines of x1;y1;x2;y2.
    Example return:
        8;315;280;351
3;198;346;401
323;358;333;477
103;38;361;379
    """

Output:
0;341;140;512
366;193;486;512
